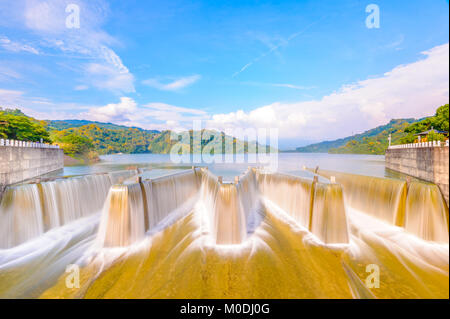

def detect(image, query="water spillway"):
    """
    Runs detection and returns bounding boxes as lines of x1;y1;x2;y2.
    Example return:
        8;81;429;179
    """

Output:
97;168;350;247
0;170;138;249
256;171;349;244
404;182;449;243
0;184;44;249
97;170;200;247
313;169;449;243
1;167;448;299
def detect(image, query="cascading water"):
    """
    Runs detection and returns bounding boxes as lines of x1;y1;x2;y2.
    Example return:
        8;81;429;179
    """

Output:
404;182;449;243
0;184;44;248
97;183;146;247
311;183;349;244
144;170;200;230
314;169;407;226
256;171;349;244
257;172;313;228
0;173;114;249
96;170;201;247
313;168;449;243
1;167;448;299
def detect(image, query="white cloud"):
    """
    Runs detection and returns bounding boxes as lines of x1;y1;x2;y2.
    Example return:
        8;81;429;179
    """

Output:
0;65;21;82
0;36;39;54
84;63;135;93
142;75;201;91
81;97;208;131
0;88;25;105
81;97;137;123
0;88;93;120
74;84;89;91
233;17;325;77
243;81;315;90
208;43;450;141
2;0;134;94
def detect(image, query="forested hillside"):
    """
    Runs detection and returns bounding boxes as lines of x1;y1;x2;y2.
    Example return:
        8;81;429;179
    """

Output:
294;104;448;155
1;107;273;164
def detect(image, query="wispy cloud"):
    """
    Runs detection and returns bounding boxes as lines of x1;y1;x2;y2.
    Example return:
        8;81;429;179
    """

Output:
0;87;92;119
0;65;21;82
232;17;326;78
81;97;208;131
243;81;316;90
142;75;201;91
0;36;39;54
1;0;134;94
212;43;449;141
74;84;89;91
385;35;405;51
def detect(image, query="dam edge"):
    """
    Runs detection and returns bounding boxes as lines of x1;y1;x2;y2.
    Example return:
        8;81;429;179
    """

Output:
385;146;449;206
0;146;64;199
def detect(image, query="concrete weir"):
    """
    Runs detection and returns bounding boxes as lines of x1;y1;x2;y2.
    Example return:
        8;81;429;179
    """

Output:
0;145;64;200
385;146;449;206
97;168;350;247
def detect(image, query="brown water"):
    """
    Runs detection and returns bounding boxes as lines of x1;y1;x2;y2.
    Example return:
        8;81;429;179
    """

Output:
0;165;448;299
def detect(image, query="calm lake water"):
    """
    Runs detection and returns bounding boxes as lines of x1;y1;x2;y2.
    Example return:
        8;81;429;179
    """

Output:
43;153;402;182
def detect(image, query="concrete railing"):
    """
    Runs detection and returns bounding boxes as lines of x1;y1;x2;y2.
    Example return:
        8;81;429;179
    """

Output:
0;138;60;149
389;140;449;150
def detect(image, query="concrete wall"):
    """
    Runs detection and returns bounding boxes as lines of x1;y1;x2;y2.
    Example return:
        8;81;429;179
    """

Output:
385;146;449;205
0;146;63;192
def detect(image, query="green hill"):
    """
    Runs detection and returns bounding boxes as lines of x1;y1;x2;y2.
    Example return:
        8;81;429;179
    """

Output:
46;119;159;133
294;104;449;155
2;107;275;164
295;118;418;154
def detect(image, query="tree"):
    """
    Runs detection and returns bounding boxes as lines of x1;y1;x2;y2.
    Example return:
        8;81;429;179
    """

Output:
0;110;51;142
426;131;446;142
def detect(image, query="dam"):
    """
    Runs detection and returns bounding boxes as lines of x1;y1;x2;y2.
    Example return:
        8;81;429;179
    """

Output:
0;163;448;299
0;139;63;200
386;140;449;205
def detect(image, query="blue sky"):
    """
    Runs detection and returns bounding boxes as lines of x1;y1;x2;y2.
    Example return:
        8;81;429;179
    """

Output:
0;0;448;148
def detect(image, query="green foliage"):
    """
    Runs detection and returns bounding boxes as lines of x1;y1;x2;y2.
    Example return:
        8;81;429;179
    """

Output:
48;125;272;156
46;119;159;133
426;131;446;142
297;119;416;154
2;108;274;157
50;131;94;156
0;108;51;142
296;104;449;155
400;104;449;143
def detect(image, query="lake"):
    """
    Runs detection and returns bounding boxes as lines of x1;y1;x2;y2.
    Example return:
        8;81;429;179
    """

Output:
43;153;402;182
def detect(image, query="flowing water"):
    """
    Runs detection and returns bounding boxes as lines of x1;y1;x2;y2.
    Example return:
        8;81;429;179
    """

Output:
0;153;448;298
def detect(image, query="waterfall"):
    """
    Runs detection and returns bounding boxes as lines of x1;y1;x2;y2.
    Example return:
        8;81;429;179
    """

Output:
96;168;353;247
96;170;201;247
199;169;256;245
257;172;313;228
405;182;449;243
315;169;407;226
314;169;449;243
144;170;200;230
97;183;146;247
311;183;349;244
41;174;112;225
256;171;349;244
0;173;113;249
0;184;44;248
